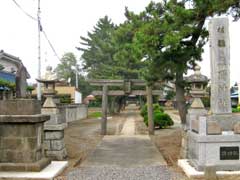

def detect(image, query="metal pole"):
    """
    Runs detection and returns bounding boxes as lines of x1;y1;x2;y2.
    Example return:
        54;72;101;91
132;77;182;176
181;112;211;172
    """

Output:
37;0;41;100
75;69;78;89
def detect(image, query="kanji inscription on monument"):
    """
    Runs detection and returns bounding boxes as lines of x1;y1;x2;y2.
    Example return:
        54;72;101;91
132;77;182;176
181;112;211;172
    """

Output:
209;18;231;114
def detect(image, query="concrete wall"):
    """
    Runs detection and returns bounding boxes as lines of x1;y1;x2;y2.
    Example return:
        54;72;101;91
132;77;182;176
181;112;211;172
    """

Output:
58;104;88;123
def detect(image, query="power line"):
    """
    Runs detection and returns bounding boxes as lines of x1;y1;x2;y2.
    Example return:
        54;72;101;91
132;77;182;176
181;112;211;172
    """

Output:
11;0;61;62
11;0;37;21
42;29;61;61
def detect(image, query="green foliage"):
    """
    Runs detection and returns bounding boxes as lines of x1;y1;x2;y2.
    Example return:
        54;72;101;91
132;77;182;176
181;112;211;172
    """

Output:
26;86;35;91
154;112;174;129
55;52;79;86
141;103;173;129
165;90;175;100
88;111;102;118
0;79;15;90
232;105;240;113
78;16;118;79
140;103;164;117
78;15;144;80
59;95;72;104
232;108;240;113
124;0;240;123
201;97;210;108
76;0;240;123
142;109;174;129
54;52;93;98
88;97;102;107
77;75;93;98
140;104;148;117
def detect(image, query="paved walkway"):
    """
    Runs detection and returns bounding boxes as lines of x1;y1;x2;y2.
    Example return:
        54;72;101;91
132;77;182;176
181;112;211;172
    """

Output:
67;106;183;180
80;135;166;168
120;116;135;135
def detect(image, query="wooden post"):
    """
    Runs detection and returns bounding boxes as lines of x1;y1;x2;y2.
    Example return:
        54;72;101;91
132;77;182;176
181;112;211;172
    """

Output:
101;85;108;135
147;86;154;135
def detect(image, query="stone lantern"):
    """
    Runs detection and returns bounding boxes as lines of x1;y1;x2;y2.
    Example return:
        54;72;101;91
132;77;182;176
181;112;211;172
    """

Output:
181;65;209;158
36;66;67;160
186;65;208;108
36;66;58;109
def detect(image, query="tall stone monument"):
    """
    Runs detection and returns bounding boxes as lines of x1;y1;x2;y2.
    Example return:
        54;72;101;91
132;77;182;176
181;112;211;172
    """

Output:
183;17;240;172
210;18;231;114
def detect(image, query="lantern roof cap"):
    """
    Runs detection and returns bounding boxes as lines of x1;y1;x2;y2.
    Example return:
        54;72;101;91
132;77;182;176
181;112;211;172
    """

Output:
186;65;208;83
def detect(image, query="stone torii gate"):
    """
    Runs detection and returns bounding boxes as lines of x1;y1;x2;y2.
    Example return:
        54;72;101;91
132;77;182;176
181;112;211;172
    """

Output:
89;79;163;135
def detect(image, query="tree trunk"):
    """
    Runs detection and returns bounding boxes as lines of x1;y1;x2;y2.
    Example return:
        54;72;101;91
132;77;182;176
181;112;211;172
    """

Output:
175;71;189;159
175;71;187;125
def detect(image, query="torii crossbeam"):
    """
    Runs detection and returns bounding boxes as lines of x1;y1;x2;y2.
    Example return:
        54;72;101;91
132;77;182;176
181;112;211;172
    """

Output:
88;79;164;135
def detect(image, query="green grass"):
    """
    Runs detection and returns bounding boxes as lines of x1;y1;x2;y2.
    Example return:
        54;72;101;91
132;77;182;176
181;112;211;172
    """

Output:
88;112;102;118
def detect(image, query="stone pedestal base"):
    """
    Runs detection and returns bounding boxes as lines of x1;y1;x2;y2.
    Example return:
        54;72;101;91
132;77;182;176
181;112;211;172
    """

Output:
187;114;240;171
0;158;50;172
0;100;50;172
0;161;68;180
188;131;240;171
44;124;67;160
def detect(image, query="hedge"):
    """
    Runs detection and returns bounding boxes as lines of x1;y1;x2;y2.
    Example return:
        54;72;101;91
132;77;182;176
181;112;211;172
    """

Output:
141;103;174;129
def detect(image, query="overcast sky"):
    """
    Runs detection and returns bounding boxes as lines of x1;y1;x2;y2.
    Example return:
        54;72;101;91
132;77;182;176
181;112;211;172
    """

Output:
0;0;240;85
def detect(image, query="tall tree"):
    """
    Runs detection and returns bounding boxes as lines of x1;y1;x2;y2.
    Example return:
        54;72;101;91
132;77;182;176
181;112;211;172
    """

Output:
112;16;145;80
55;52;93;98
55;52;79;86
78;16;118;79
125;0;240;124
78;16;146;113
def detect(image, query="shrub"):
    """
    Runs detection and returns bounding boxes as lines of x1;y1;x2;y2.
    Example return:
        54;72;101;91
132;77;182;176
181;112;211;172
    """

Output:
141;103;174;129
154;112;174;128
140;104;164;117
153;104;164;113
233;107;240;113
59;95;72;104
0;79;15;90
143;115;148;126
140;104;148;117
26;86;35;91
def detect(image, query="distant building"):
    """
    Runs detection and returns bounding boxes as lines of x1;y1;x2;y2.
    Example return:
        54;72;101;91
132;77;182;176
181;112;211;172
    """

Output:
0;50;30;99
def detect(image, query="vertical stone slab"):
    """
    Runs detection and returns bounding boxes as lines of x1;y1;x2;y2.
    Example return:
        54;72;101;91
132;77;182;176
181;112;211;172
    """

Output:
101;85;108;135
209;18;231;114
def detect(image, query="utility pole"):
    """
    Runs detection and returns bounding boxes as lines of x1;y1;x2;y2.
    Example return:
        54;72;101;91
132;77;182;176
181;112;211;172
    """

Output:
37;0;41;100
75;69;78;89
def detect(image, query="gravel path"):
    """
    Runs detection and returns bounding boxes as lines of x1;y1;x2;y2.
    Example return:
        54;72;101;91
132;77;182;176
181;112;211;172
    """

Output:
67;166;185;180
